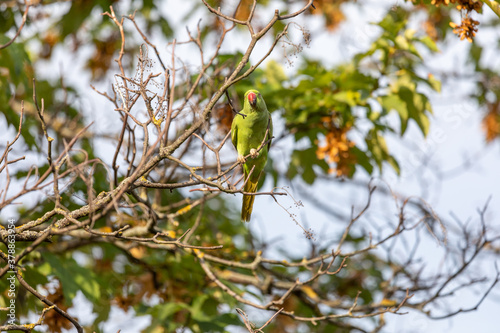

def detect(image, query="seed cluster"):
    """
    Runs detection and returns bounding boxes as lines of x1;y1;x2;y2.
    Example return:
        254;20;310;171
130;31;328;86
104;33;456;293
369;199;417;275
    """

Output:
431;0;482;42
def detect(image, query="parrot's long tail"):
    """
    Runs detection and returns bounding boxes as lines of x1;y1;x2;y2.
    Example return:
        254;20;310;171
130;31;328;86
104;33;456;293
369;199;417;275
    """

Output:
241;173;260;222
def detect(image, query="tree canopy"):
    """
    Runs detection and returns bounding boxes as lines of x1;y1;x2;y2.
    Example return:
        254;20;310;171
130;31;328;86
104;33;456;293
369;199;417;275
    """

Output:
1;1;500;332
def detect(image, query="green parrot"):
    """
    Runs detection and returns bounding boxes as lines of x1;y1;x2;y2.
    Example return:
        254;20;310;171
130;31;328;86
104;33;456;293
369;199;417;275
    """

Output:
231;90;273;222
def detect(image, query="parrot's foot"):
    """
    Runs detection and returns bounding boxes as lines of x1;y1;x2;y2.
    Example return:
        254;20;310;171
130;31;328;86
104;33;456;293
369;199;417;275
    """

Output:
237;154;246;164
250;148;259;159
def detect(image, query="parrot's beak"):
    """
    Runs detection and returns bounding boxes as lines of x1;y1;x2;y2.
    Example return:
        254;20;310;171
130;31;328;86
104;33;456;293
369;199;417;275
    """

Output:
248;92;257;107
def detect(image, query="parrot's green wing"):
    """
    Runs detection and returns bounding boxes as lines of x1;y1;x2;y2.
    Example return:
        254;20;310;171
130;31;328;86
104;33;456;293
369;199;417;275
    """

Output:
231;90;272;222
267;114;273;152
231;117;238;149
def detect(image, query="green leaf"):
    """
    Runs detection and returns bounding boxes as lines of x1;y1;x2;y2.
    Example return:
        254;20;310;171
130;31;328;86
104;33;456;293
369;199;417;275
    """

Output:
395;35;410;51
418;36;439;52
365;130;394;172
426;74;441;93
397;85;431;137
190;294;210;321
387;155;400;175
469;43;483;70
332;91;360;107
264;60;287;89
412;93;432;136
302;164;316;184
352;147;374;175
0;9;16;33
23;265;49;288
60;1;96;37
159;19;173;37
42;252;101;305
378;7;408;37
289;148;325;184
155;302;187;321
379;95;409;135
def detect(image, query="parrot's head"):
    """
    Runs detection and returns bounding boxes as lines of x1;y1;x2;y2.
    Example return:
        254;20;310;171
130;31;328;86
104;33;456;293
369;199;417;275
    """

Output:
247;91;257;107
244;90;266;111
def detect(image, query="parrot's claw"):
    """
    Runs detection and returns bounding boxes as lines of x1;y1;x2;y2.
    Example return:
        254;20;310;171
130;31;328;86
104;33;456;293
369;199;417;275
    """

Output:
237;154;246;164
250;148;259;159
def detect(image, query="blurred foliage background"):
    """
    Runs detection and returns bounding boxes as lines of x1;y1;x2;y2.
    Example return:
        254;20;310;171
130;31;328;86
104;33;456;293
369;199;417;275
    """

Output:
1;0;500;332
